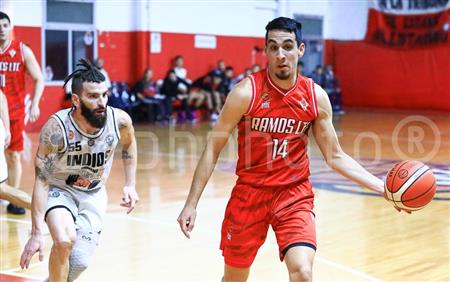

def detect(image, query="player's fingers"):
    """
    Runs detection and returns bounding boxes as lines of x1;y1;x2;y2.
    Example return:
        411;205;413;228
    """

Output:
122;192;131;203
23;251;33;269
127;199;136;214
19;251;27;268
187;216;196;232
38;247;44;261
179;217;190;239
126;205;134;214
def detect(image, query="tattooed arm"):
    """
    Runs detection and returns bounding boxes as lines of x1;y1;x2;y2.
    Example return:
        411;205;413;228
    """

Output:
31;118;63;234
116;109;139;214
20;117;64;268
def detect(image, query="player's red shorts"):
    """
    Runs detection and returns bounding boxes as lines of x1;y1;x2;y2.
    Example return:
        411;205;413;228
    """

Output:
220;181;316;268
7;118;24;151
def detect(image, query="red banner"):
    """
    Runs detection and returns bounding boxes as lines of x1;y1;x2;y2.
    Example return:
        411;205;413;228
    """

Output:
365;1;450;48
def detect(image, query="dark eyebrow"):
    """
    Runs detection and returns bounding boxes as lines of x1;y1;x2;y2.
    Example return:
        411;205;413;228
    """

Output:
267;38;295;45
87;91;108;96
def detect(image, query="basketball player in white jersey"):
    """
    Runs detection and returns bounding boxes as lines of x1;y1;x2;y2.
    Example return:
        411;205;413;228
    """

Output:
19;59;139;282
0;90;32;209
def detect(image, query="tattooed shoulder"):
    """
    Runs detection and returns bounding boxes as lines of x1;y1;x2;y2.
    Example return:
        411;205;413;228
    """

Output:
39;118;64;152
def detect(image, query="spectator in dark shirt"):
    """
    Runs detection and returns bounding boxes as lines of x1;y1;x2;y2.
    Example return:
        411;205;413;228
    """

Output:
323;65;344;114
191;72;222;122
230;68;251;89
218;66;234;97
311;65;324;86
210;59;226;78
133;68;161;122
160;70;191;122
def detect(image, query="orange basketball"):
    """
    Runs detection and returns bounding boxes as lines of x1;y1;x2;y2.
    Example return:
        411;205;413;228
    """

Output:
384;160;436;212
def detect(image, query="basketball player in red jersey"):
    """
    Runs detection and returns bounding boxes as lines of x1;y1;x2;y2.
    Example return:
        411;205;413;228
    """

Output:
0;12;44;214
178;17;396;281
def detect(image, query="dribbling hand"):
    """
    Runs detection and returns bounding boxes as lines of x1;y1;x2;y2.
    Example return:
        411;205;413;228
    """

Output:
121;185;139;214
177;205;196;239
20;235;45;269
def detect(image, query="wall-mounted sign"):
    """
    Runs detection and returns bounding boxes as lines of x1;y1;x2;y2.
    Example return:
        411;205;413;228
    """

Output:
195;34;216;49
150;32;161;53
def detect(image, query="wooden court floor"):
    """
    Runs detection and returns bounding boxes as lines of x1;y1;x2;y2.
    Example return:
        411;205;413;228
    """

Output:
0;109;449;281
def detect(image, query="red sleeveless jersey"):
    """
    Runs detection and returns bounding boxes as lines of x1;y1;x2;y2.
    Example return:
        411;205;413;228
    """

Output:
235;69;319;188
0;40;26;120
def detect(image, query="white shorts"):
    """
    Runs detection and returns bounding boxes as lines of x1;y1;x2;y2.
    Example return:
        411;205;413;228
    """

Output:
45;186;107;233
0;121;7;183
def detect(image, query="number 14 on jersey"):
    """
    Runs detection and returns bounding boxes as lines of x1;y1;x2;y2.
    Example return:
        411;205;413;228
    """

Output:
272;139;288;159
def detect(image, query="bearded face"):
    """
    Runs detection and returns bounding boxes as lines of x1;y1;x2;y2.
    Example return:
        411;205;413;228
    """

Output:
80;99;107;128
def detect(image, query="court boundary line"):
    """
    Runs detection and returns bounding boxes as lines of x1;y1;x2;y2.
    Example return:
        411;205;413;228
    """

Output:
1;214;384;282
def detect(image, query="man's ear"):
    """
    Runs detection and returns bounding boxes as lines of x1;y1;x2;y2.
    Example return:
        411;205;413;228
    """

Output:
71;93;80;108
298;42;306;58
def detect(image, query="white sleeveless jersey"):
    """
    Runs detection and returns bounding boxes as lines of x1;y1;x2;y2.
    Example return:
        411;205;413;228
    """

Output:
48;106;120;191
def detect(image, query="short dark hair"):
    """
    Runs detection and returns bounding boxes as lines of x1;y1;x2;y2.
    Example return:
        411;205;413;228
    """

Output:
63;59;105;95
265;17;302;46
0;12;11;24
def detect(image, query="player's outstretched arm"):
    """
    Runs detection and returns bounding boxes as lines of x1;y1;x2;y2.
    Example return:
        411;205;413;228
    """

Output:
177;78;252;238
116;109;139;214
23;44;44;123
311;84;384;194
20;118;64;269
0;90;11;147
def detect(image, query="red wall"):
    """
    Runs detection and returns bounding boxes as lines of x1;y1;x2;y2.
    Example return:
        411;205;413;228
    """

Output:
99;31;266;83
148;33;266;80
14;26;66;132
324;40;450;111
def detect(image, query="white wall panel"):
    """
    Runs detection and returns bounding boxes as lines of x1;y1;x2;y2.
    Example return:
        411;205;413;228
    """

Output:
96;1;140;31
286;0;328;17
0;0;43;27
324;1;369;40
148;1;275;37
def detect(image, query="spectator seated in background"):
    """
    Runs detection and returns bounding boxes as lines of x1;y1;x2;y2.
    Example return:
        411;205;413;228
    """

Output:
310;65;325;86
133;68;162;122
323;64;344;115
218;66;234;99
172;55;192;95
120;82;139;115
108;81;123;108
191;71;222;122
210;59;226;79
94;57;112;90
230;67;251;89
160;70;192;123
